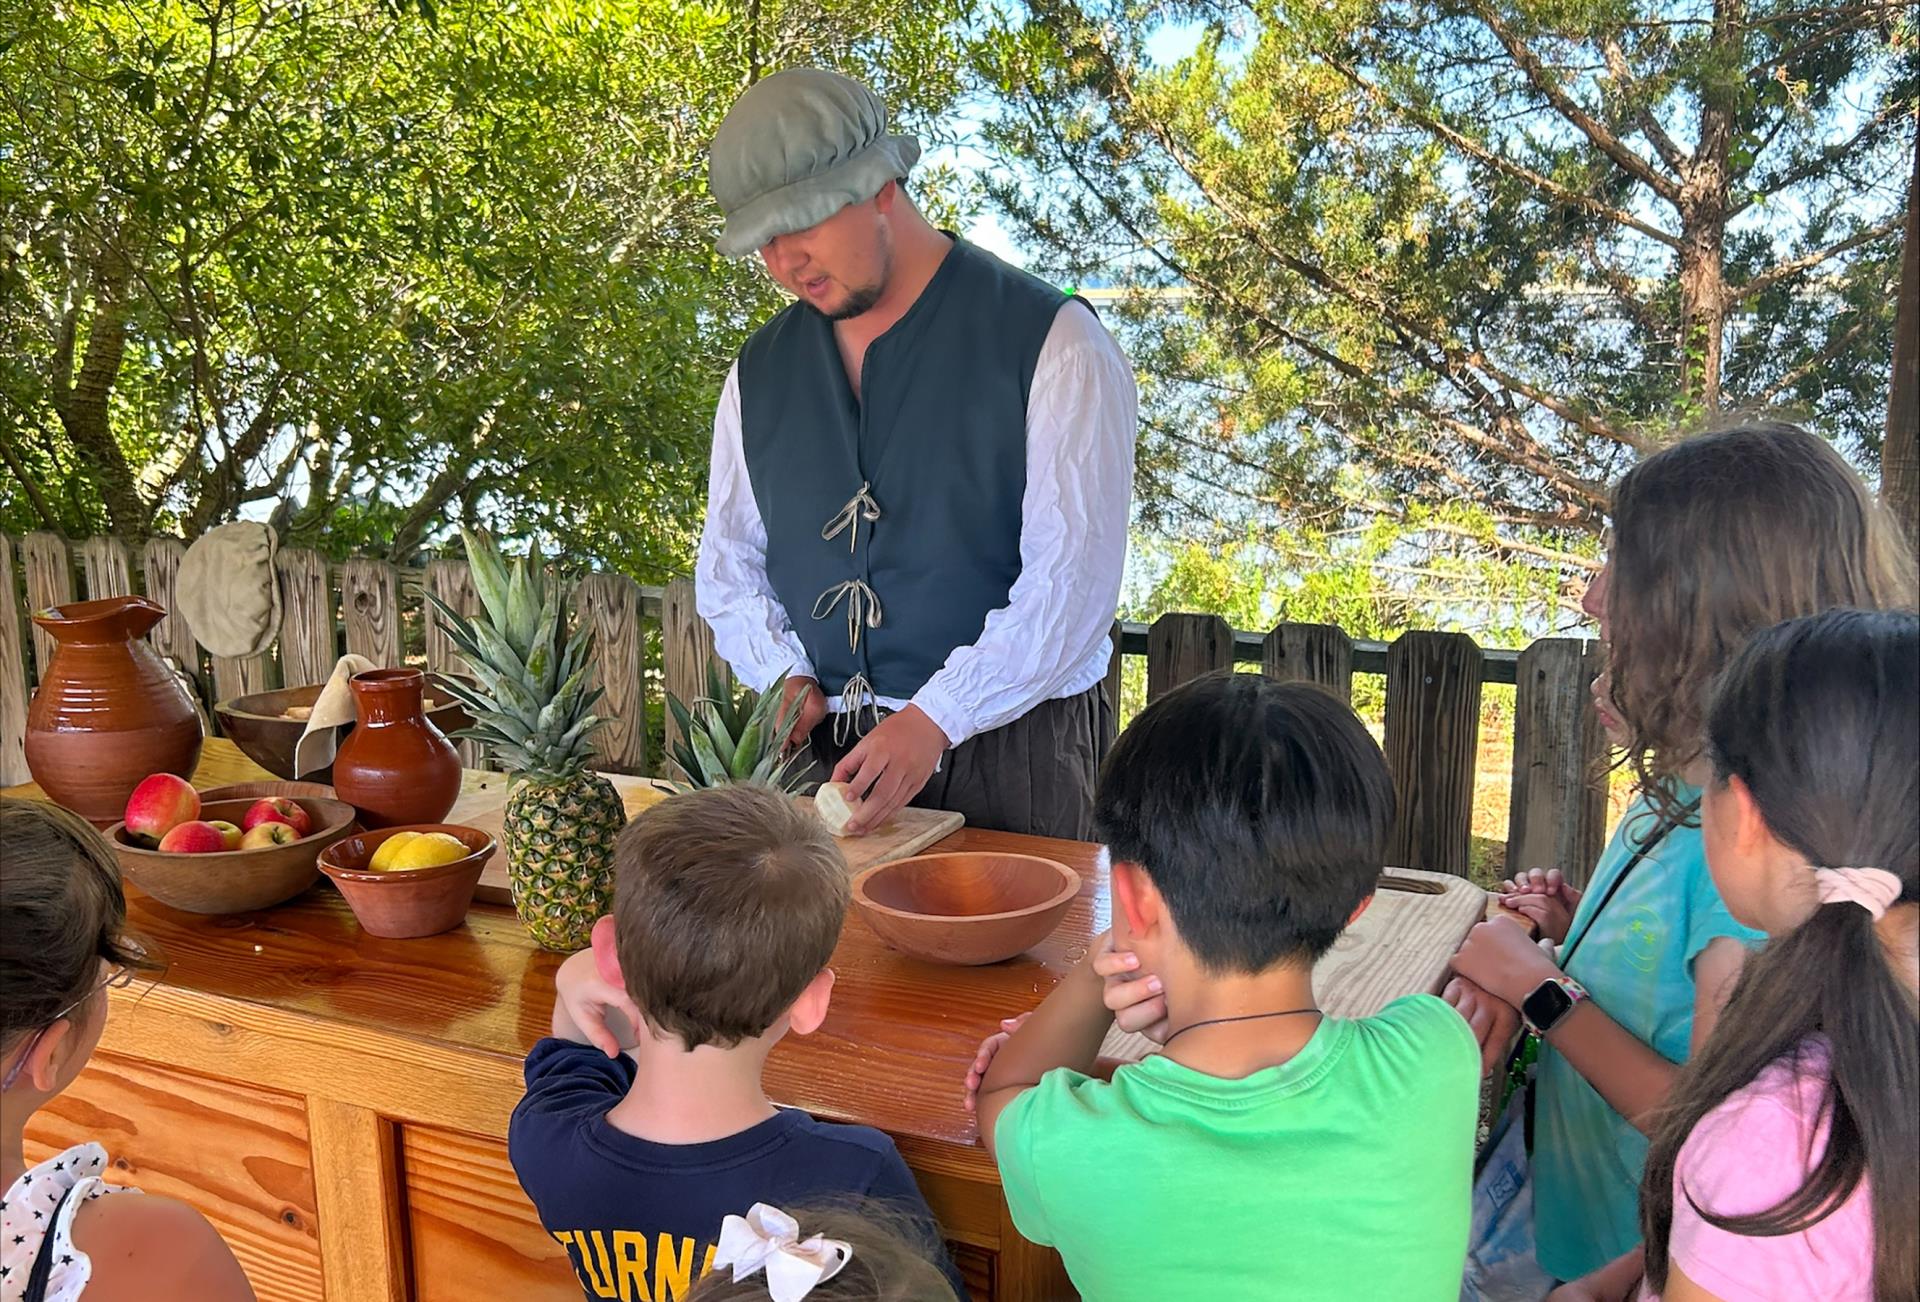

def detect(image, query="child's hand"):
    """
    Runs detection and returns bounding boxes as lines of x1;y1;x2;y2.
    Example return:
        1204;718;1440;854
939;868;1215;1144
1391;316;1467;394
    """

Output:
1452;918;1561;1009
1497;868;1580;944
1092;937;1169;1043
1442;975;1522;1076
963;1013;1031;1114
554;950;644;1057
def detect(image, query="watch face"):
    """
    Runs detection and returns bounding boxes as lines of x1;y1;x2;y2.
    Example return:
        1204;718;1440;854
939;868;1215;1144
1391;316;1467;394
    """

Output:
1524;980;1575;1031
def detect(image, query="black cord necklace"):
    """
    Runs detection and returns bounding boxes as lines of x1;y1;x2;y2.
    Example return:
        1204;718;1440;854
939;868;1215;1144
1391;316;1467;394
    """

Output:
1160;1007;1321;1046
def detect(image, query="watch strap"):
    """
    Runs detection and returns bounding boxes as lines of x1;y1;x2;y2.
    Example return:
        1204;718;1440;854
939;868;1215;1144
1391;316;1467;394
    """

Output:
1522;975;1589;1037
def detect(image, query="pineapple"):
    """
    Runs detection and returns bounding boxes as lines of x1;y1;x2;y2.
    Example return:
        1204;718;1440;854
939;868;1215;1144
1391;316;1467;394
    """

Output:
426;529;622;951
665;660;810;793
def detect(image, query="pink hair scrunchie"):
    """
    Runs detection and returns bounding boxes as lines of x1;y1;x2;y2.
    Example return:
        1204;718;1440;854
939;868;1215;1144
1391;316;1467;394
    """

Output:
1813;867;1905;921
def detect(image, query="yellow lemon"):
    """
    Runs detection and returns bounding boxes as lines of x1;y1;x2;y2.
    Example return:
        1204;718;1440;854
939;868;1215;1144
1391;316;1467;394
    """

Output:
389;832;470;871
369;831;422;872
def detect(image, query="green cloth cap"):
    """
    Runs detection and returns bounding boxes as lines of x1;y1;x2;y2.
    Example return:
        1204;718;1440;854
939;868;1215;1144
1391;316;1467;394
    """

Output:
709;67;920;258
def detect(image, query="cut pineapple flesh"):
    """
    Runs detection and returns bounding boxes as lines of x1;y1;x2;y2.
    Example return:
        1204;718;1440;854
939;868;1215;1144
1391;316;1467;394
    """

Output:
814;781;861;837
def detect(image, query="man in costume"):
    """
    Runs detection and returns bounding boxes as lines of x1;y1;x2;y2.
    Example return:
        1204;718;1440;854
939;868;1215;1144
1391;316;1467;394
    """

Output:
696;67;1136;838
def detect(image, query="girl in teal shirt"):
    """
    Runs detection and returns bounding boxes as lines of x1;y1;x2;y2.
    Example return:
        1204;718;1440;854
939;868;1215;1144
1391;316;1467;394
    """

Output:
1450;421;1916;1282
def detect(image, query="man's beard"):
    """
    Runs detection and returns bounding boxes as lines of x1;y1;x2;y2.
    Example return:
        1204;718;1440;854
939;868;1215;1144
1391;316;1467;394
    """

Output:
822;282;884;321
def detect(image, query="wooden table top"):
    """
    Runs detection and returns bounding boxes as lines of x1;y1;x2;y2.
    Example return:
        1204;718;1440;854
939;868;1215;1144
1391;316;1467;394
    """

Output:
5;741;1108;1176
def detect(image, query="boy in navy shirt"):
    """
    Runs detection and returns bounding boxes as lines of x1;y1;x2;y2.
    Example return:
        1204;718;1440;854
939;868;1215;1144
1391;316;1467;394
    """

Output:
509;783;957;1301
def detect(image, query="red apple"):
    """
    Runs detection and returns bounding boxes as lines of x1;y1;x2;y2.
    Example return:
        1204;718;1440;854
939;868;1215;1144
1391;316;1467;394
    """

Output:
157;820;228;854
124;774;200;847
240;822;300;850
241;797;312;837
205;820;243;850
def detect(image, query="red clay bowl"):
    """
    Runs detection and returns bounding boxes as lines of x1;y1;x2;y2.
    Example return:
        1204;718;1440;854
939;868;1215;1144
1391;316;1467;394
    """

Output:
105;796;357;915
317;824;495;939
213;675;474;782
851;852;1081;966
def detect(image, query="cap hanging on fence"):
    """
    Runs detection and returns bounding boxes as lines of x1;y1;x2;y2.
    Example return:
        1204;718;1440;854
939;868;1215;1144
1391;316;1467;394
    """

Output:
177;522;281;659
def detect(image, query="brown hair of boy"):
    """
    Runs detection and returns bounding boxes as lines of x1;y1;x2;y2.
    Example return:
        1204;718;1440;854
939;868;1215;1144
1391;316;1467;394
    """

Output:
0;797;155;1051
1606;420;1916;817
683;1199;958;1302
612;784;850;1050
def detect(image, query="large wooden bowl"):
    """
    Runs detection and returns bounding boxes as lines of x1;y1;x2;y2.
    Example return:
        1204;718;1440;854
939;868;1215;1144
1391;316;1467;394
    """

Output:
213;676;474;782
851;852;1081;966
105;795;357;915
318;825;496;939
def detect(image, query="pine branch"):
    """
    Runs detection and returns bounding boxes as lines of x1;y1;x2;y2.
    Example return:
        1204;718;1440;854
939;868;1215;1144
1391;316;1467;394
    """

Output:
1736;215;1903;299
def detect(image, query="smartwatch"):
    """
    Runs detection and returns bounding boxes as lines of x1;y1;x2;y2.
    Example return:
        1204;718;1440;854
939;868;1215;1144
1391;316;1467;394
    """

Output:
1521;975;1588;1037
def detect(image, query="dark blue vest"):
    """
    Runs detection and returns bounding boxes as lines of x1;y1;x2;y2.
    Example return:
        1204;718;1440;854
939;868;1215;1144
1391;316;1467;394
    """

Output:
738;240;1078;701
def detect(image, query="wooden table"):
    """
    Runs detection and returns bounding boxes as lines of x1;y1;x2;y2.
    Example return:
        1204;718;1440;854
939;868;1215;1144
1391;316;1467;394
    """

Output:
9;741;1482;1302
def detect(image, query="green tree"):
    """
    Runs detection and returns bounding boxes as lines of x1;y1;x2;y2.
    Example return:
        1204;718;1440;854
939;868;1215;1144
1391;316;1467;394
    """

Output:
1;0;969;575
974;0;1913;572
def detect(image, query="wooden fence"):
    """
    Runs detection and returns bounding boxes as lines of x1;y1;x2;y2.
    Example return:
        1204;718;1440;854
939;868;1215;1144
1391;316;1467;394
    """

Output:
2;532;1609;882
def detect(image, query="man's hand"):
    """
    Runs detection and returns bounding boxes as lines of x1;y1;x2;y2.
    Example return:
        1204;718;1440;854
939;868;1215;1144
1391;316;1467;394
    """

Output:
1452;918;1562;1009
1497;867;1581;944
832;705;950;835
1443;975;1523;1076
553;949;644;1057
963;1013;1032;1114
778;675;827;756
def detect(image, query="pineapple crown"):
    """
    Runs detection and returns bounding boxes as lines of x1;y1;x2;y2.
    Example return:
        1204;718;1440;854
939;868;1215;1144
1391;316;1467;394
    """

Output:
425;527;607;779
665;660;810;793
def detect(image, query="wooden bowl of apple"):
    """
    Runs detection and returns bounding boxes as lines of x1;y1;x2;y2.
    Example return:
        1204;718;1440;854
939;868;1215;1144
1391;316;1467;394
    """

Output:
103;773;357;915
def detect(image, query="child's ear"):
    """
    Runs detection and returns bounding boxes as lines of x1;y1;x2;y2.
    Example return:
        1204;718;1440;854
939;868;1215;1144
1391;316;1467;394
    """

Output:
1724;774;1775;856
25;1019;73;1094
589;914;623;988
1346;893;1375;927
1111;860;1162;941
787;968;837;1037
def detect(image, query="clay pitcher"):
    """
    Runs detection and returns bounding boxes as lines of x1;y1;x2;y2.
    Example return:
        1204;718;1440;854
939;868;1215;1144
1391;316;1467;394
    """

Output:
27;596;204;823
332;668;461;828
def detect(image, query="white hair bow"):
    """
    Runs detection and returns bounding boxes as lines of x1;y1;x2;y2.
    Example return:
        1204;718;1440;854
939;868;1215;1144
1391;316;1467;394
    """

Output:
712;1204;853;1302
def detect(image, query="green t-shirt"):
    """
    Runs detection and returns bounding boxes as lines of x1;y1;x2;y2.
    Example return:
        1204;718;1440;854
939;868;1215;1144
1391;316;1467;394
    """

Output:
993;994;1480;1301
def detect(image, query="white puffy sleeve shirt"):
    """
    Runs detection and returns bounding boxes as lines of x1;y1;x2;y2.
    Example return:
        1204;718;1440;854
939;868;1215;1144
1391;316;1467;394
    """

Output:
695;303;1136;748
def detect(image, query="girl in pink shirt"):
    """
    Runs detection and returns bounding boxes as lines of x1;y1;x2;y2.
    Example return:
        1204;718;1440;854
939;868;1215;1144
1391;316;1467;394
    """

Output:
1554;608;1917;1302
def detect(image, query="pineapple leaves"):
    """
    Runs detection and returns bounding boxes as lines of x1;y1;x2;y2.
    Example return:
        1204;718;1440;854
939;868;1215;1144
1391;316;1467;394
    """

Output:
663;662;808;793
460;528;513;632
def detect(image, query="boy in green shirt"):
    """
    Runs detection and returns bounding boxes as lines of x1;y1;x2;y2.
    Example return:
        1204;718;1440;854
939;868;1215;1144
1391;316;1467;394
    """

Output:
975;672;1480;1301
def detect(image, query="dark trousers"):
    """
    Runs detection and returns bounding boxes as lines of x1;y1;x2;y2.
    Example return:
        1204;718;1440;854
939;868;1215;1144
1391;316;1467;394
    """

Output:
807;685;1112;840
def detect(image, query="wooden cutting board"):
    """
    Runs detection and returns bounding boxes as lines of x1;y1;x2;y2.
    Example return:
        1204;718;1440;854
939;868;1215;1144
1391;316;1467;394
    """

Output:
446;772;965;906
1099;866;1487;1066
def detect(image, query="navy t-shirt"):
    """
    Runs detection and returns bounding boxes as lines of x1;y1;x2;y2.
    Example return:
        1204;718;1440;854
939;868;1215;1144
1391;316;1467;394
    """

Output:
508;1038;960;1301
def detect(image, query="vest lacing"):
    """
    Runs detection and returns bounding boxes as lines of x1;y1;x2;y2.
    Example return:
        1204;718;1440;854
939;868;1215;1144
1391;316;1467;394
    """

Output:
833;673;884;745
821;481;882;555
811;578;883;653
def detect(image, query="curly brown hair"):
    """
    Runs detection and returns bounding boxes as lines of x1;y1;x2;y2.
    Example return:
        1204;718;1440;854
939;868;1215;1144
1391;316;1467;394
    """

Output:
1606;421;1916;817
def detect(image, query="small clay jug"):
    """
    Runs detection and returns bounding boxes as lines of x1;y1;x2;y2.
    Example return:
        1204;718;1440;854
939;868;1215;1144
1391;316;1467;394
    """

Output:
332;668;462;828
27;596;203;823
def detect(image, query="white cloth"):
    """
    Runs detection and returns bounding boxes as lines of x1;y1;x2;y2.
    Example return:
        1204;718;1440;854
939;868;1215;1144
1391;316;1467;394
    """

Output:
696;301;1136;747
1;1143;129;1302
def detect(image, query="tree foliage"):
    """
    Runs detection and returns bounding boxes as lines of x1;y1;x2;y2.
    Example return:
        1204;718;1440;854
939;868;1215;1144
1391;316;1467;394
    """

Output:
1;0;969;574
973;0;1914;588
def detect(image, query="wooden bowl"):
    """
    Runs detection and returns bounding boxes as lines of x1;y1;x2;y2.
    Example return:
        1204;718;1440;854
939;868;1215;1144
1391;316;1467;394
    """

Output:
317;825;495;939
106;796;357;915
851;852;1081;966
213;676;474;782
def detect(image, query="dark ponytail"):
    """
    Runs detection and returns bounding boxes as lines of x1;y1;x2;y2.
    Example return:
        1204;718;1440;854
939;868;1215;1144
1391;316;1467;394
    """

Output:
1641;609;1919;1302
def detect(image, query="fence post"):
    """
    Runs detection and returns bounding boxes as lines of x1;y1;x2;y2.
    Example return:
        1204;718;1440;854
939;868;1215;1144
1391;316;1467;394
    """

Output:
422;559;483;767
341;558;403;667
1507;638;1609;887
140;538;199;685
1262;621;1354;702
20;533;74;676
0;534;30;785
277;550;337;688
1103;621;1124;748
661;577;726;762
79;536;133;600
1384;631;1484;876
573;573;647;775
1146;613;1232;702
